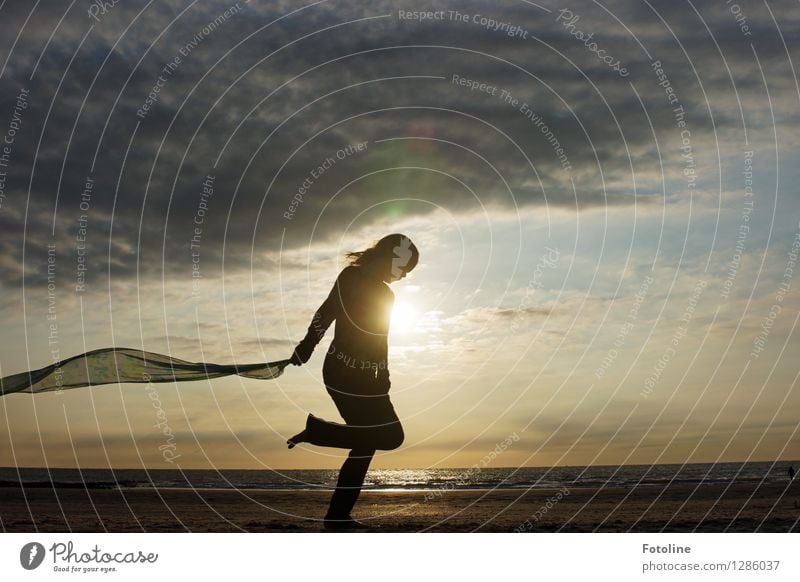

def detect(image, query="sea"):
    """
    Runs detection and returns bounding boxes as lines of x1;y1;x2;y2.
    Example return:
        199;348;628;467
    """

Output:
0;461;795;491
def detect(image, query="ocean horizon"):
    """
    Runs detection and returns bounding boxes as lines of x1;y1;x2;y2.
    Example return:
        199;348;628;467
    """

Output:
2;461;796;492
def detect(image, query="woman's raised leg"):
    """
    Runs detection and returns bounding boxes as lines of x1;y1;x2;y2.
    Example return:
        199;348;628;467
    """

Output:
302;410;403;450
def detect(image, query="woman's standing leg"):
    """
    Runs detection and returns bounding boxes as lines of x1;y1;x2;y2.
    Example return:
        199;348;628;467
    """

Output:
325;447;376;521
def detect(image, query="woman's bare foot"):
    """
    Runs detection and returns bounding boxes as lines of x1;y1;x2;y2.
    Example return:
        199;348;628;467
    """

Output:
287;429;308;449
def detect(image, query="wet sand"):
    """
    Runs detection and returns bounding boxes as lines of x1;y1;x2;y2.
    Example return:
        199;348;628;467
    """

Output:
1;482;798;532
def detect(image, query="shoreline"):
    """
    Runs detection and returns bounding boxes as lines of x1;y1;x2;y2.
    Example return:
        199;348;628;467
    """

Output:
2;482;798;532
1;482;779;493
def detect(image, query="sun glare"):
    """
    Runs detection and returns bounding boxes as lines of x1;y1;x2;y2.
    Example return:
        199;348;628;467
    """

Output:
390;298;419;334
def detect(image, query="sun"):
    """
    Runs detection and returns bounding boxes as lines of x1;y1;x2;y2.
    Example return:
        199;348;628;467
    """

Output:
390;298;419;334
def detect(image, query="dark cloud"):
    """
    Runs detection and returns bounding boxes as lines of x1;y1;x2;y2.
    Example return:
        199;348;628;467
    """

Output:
1;0;797;291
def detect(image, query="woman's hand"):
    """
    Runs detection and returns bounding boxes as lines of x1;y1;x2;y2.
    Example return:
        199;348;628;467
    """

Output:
289;340;315;366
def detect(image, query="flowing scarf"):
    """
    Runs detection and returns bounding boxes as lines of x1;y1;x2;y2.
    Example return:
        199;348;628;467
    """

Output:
0;347;291;396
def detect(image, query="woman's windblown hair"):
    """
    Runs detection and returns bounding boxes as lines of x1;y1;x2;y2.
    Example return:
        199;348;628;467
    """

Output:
345;233;420;275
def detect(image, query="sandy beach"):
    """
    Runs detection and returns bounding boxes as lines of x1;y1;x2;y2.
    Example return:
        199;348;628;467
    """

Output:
2;481;798;532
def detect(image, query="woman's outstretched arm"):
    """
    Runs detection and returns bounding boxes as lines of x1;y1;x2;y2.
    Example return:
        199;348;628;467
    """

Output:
290;266;353;365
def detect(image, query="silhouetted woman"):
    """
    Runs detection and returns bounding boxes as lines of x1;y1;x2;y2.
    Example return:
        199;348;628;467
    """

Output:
287;233;420;530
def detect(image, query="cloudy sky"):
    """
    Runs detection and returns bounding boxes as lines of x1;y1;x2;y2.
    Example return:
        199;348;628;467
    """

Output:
0;0;798;471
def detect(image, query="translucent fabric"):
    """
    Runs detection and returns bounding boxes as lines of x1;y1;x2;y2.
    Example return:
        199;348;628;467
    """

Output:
0;347;291;395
